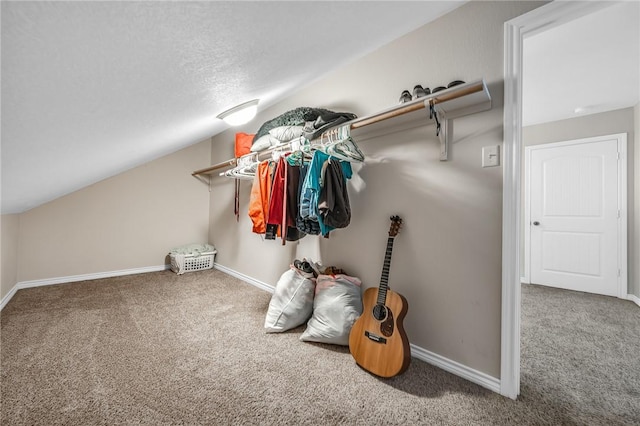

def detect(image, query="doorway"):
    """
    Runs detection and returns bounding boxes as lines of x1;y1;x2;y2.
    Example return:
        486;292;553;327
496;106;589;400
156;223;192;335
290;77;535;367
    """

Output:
502;1;639;399
524;134;627;298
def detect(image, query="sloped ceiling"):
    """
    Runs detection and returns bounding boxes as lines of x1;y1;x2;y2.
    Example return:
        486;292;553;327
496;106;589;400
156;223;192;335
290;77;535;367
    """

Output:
1;1;466;214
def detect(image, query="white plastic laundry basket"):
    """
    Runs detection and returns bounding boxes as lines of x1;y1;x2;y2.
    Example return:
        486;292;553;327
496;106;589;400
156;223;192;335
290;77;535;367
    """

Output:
169;243;217;275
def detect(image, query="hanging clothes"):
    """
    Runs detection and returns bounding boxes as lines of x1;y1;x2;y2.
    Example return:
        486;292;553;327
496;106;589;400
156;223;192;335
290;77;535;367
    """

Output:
284;162;305;242
234;178;240;222
258;156;306;244
318;158;351;231
296;163;321;235
265;160;278;239
299;151;323;223
266;157;287;240
248;161;272;234
300;150;352;237
242;131;362;241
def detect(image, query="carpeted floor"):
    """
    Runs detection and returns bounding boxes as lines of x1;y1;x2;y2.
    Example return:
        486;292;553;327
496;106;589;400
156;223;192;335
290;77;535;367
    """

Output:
1;269;639;425
520;283;640;425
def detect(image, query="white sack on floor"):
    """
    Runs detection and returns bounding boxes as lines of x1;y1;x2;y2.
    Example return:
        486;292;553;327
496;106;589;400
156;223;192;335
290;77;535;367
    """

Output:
300;274;363;346
265;267;316;333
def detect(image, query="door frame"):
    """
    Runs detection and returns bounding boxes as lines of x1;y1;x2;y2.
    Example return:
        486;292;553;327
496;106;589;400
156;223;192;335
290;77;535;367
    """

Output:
523;135;627;298
502;0;616;400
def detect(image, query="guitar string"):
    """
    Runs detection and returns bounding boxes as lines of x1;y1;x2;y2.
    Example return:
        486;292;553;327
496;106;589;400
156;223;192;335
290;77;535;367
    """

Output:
376;236;395;305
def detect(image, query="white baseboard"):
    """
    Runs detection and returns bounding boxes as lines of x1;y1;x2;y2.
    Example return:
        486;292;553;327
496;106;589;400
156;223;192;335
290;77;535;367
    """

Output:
628;294;640;308
0;284;20;311
410;344;501;394
213;262;500;394
1;265;170;311
213;263;275;294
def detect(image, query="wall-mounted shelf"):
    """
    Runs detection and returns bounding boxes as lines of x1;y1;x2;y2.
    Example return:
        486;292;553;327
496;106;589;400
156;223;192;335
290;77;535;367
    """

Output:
192;79;491;179
348;79;491;160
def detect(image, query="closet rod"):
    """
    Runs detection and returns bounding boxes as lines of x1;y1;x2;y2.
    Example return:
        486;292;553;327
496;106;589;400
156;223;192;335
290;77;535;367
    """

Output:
192;158;237;177
192;139;292;177
193;135;306;177
193;79;487;177
349;80;484;129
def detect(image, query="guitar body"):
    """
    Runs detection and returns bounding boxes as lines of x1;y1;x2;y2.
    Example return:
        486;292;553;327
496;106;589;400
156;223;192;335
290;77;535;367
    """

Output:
349;287;411;378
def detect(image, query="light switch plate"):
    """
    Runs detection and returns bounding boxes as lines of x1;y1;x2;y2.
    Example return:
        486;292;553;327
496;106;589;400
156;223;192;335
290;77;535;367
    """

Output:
482;145;500;167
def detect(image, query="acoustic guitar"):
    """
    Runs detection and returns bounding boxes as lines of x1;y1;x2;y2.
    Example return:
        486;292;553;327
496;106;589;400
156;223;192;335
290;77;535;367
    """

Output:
349;216;410;378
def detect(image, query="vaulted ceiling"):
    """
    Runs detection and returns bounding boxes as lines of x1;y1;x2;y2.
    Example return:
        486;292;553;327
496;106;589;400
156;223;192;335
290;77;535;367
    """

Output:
3;1;638;215
1;1;466;214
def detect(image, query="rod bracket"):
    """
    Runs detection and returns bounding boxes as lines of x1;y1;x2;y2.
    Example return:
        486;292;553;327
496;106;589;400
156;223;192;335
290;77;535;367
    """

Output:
438;115;449;161
193;173;212;190
426;100;450;161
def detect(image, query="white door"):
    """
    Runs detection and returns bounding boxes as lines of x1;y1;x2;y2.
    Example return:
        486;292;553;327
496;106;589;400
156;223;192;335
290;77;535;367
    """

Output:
525;134;626;297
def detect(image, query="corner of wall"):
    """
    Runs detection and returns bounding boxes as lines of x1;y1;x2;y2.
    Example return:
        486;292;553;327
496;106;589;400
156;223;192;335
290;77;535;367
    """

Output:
1;213;21;305
14;139;212;284
634;102;640;298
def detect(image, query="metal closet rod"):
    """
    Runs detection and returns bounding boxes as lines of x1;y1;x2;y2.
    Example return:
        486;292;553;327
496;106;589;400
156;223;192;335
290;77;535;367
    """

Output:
350;80;484;129
192;80;485;177
192;158;238;176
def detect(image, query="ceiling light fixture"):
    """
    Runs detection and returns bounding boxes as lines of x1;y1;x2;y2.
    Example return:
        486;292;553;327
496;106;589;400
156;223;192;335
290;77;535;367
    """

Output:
216;99;259;126
574;105;595;115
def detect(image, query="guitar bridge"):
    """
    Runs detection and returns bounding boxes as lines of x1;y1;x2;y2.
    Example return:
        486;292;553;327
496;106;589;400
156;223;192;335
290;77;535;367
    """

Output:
365;331;387;344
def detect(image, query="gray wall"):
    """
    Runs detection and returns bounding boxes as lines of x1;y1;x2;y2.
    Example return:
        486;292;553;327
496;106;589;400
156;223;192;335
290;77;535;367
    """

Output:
209;1;545;379
2;140;211;293
1;214;20;301
522;107;637;297
635;102;640;297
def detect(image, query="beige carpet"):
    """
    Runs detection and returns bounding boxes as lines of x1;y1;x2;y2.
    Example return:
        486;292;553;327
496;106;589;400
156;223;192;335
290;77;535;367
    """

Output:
1;269;638;425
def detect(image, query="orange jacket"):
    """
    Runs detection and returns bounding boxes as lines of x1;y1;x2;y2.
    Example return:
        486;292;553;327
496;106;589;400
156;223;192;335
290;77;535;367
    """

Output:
248;161;272;234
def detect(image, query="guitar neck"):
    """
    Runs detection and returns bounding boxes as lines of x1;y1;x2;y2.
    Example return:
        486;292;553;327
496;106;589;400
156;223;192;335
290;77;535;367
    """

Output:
377;236;395;305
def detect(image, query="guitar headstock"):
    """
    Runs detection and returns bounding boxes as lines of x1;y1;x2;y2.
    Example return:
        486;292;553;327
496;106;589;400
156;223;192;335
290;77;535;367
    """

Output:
388;215;403;237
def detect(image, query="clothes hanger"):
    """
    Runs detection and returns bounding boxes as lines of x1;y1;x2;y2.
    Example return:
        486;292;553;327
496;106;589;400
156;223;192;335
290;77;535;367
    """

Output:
323;126;365;163
271;146;284;161
220;153;259;180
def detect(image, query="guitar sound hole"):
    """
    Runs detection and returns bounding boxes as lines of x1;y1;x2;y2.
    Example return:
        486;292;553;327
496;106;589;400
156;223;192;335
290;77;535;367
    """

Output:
381;308;394;337
372;304;387;321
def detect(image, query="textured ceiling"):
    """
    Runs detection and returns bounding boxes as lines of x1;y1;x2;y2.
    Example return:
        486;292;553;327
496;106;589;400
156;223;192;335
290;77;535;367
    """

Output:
523;1;640;126
1;1;466;214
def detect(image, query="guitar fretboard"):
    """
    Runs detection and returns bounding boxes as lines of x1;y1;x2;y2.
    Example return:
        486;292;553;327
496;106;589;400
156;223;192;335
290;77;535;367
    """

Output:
377;236;395;306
